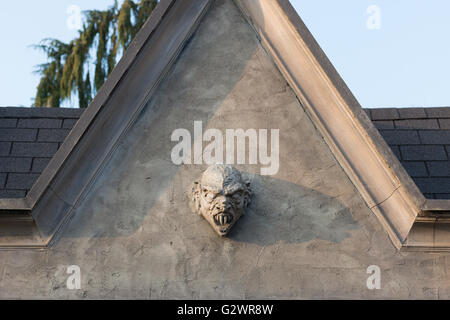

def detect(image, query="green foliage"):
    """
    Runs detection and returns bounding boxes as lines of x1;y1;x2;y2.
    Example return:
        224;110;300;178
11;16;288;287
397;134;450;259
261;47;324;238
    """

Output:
34;0;158;108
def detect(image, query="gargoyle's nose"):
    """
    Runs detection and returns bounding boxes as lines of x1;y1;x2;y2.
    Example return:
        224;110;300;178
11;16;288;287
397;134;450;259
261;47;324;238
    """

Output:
216;196;231;210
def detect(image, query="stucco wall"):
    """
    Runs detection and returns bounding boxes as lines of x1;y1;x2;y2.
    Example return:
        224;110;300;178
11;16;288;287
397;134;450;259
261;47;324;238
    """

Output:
1;0;449;299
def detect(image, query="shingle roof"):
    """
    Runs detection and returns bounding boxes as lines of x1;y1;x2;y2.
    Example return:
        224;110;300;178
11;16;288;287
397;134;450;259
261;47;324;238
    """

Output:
0;107;84;198
366;107;450;200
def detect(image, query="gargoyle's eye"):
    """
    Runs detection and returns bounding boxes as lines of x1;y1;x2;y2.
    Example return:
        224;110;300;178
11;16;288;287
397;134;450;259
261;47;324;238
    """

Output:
232;192;242;202
203;189;215;202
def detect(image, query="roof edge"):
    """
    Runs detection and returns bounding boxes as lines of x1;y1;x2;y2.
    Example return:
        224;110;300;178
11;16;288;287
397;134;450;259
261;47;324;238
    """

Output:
26;0;177;211
0;107;84;118
0;0;176;212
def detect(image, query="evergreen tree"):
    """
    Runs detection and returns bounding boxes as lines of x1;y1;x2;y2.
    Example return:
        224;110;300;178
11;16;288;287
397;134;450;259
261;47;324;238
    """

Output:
34;0;158;108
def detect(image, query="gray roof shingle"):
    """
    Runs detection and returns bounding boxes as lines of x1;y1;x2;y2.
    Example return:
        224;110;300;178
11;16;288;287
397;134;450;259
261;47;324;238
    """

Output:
0;107;84;198
367;107;450;200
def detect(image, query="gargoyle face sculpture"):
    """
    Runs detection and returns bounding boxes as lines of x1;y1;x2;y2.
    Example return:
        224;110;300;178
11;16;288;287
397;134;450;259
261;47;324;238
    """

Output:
192;165;251;236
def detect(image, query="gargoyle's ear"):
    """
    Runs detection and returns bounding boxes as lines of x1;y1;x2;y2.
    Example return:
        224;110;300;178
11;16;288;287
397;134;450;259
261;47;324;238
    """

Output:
192;181;202;213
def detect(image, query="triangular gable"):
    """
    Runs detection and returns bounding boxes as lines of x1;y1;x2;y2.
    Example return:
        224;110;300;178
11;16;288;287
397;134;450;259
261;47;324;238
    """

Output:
0;0;448;250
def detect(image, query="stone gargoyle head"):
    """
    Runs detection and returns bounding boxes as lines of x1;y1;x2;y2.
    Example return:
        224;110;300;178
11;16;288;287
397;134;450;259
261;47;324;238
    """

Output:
192;165;251;236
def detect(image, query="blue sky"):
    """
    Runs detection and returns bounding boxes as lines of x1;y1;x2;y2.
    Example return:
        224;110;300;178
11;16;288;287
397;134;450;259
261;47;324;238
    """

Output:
0;0;113;108
1;1;450;108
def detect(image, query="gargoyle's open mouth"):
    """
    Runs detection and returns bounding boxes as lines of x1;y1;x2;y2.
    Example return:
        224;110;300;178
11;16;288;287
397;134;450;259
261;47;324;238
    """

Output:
213;212;233;229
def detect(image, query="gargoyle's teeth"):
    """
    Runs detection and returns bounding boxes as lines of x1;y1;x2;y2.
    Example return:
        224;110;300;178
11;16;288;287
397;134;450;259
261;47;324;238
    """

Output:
214;213;233;226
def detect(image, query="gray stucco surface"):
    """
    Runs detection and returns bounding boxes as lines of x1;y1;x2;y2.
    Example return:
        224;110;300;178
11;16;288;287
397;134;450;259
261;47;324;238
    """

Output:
1;0;449;299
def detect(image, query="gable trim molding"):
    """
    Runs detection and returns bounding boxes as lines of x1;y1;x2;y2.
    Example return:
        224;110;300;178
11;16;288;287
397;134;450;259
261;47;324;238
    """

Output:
234;0;450;250
0;0;212;248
